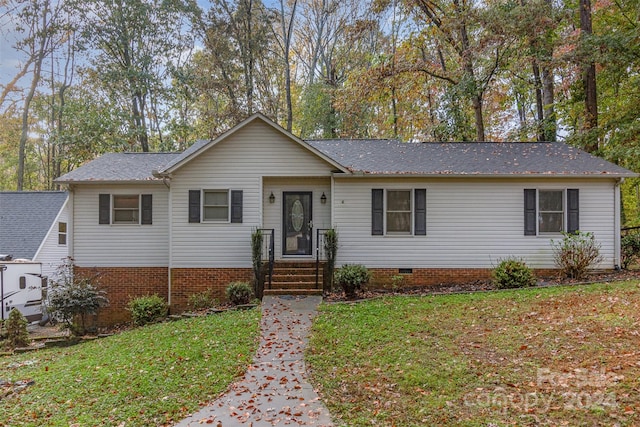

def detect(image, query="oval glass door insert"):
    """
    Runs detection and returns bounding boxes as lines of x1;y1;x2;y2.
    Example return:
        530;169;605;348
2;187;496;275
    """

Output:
291;199;304;231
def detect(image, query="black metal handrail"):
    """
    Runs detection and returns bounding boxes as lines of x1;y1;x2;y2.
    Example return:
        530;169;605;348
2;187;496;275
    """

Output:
258;229;275;289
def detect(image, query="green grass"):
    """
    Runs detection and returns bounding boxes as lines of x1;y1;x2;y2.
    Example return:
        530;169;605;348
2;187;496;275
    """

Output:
307;282;640;426
1;309;260;426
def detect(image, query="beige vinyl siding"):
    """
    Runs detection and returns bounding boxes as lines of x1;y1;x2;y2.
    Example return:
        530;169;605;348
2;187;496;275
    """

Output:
333;177;617;269
170;119;335;267
33;198;70;279
72;184;169;267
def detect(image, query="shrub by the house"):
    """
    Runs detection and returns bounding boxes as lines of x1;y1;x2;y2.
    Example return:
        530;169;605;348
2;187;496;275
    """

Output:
621;233;640;269
551;231;603;279
48;260;109;335
334;264;371;298
226;281;254;305
127;294;168;326
188;289;218;311
492;257;536;289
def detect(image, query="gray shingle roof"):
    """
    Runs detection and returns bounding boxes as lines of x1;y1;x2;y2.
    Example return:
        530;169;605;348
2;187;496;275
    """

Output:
53;140;636;183
306;140;636;176
0;191;68;259
158;140;209;173
55;152;181;183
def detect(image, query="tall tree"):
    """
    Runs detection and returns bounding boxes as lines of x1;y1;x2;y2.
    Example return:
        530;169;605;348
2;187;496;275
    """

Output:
270;0;298;132
77;0;198;152
8;0;68;190
579;0;598;152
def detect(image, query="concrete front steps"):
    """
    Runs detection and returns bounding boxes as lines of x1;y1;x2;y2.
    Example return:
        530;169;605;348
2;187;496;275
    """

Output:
263;261;324;296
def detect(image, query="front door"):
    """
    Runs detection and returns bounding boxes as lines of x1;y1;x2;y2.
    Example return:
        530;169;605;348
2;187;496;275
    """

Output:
283;192;312;256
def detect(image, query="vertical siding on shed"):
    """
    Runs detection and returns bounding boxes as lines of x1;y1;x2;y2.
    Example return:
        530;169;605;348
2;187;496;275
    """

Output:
170;119;335;268
332;177;617;269
72;184;170;267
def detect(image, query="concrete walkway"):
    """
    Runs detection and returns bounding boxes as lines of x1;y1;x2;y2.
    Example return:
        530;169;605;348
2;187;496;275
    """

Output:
174;295;334;427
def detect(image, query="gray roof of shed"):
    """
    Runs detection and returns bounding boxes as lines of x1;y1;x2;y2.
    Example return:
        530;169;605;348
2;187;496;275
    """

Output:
56;152;181;183
307;140;636;176
0;191;68;260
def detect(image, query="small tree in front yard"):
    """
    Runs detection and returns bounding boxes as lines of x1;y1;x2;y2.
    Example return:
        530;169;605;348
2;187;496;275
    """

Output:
47;258;109;335
551;231;604;279
4;309;30;348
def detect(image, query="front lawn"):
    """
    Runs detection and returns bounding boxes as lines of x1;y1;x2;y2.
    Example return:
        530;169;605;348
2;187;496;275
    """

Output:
1;309;260;426
307;282;640;426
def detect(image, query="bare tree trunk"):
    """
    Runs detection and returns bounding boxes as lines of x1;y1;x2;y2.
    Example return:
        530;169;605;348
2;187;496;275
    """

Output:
580;0;598;152
541;65;556;141
532;59;545;141
279;0;297;132
17;1;50;191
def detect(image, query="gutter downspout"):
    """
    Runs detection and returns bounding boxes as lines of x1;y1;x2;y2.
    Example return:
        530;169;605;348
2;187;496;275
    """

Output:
153;171;173;308
614;178;623;269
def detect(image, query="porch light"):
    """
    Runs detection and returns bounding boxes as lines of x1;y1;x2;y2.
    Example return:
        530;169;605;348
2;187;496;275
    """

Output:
269;192;275;204
320;192;327;204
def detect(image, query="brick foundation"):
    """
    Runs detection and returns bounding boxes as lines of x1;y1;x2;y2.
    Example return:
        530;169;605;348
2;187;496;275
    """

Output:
367;268;560;290
170;268;253;313
75;266;168;326
75;265;565;326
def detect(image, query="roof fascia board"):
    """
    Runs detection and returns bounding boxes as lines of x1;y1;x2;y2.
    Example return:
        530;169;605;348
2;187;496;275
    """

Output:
54;180;166;185
160;112;350;175
331;172;638;179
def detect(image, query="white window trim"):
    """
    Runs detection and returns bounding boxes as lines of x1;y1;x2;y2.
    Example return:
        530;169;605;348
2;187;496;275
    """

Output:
537;189;565;235
385;189;414;236
58;222;67;246
202;189;230;223
112;194;141;225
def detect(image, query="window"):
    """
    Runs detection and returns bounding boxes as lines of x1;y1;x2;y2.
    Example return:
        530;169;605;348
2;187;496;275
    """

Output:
538;190;563;233
98;194;152;225
113;195;140;224
189;190;243;223
372;189;426;236
524;189;579;236
203;190;229;221
387;190;412;234
58;222;67;245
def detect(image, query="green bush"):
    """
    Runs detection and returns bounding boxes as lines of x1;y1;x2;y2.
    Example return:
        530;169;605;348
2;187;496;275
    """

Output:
551;231;604;279
226;282;254;305
187;289;219;311
492;257;536;289
621;233;640;269
127;294;168;326
4;309;30;348
47;260;109;335
323;228;338;293
334;264;371;298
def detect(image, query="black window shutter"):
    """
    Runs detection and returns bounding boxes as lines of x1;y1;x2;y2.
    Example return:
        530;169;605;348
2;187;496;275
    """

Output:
188;190;200;223
99;194;110;224
414;188;427;235
141;194;153;225
230;190;243;223
524;189;537;236
372;189;384;235
567;189;579;233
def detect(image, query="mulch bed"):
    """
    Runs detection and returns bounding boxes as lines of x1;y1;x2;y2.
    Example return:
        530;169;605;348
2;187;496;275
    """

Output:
324;269;640;303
